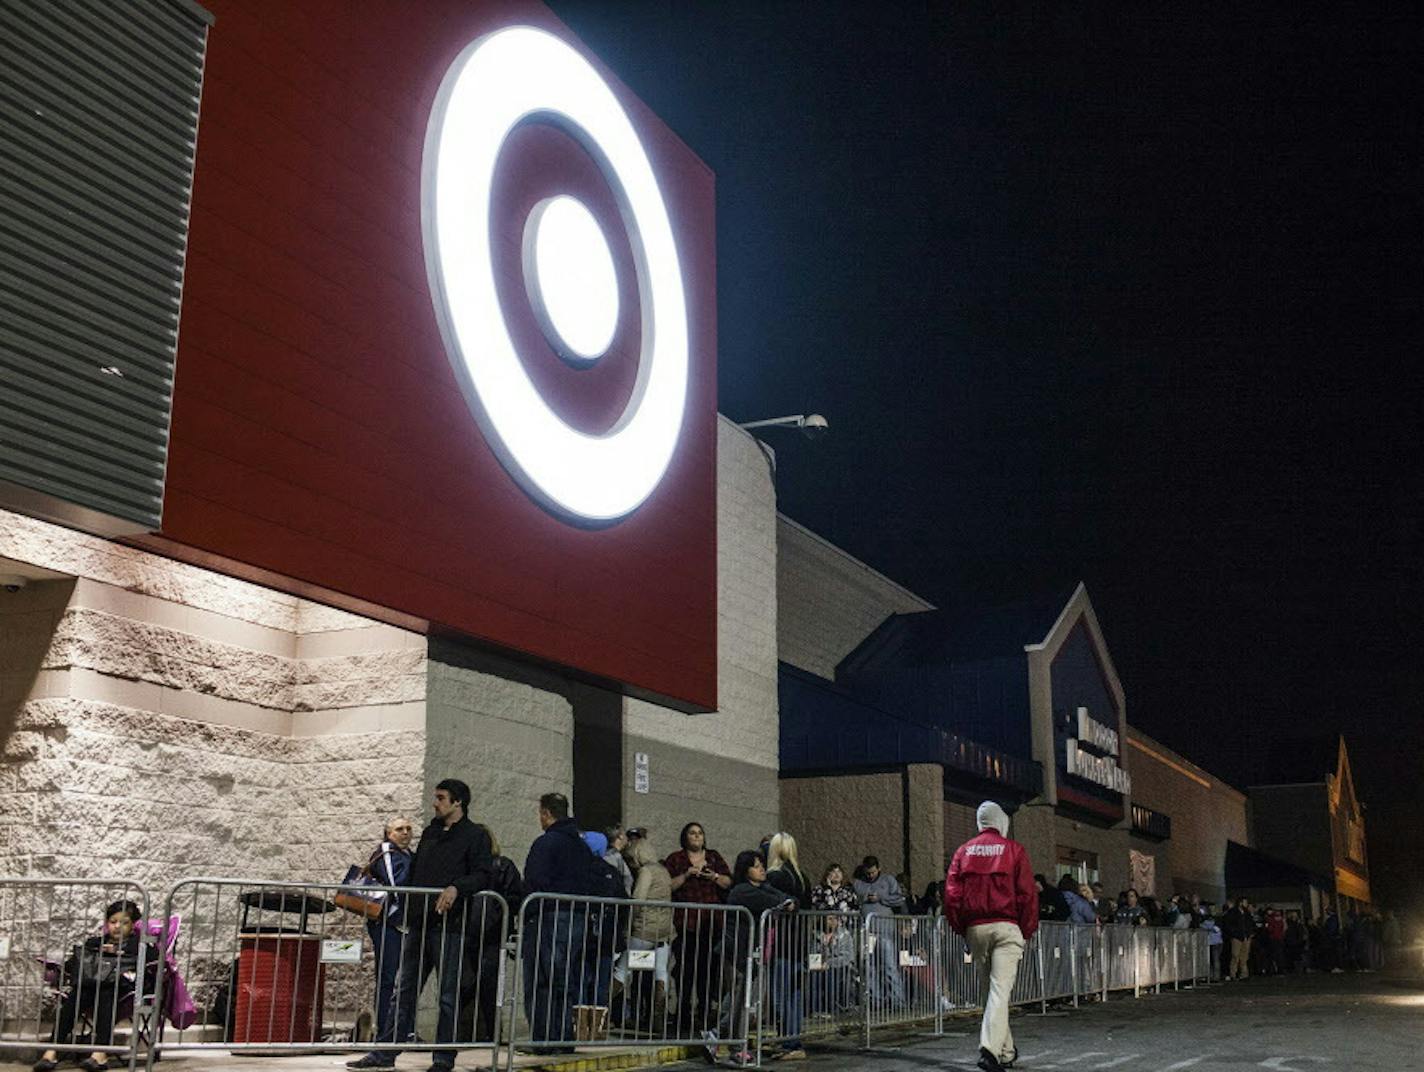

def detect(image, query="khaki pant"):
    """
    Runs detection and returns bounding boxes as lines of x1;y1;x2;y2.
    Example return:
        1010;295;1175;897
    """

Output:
1230;937;1251;979
968;922;1025;1062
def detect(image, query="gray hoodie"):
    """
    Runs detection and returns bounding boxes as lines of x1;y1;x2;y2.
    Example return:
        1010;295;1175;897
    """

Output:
977;800;1010;836
853;872;906;917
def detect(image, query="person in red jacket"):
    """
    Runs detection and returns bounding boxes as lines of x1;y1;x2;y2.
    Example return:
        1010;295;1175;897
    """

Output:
943;801;1038;1072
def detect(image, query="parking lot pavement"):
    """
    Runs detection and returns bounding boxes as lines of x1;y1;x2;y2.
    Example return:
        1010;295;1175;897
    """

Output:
768;973;1424;1072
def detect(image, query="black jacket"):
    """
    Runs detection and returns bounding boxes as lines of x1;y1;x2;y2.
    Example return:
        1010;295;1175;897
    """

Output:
726;881;788;961
524;817;594;896
409;816;495;919
766;865;812;908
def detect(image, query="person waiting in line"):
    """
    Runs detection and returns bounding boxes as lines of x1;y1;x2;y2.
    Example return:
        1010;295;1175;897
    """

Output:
811;863;858;914
1058;874;1097;925
664;821;732;1038
521;792;596;1052
604;826;635;895
349;780;494;1072
1199;907;1224;980
34;900;156;1072
360;818;413;1059
765;832;812;1061
813;913;858;1014
1114;888;1147;927
612;836;677;1030
1036;874;1069;922
1220;896;1254;979
1090;881;1116;923
854;855;907;1014
578;831;629;1041
1283;910;1308;973
704;851;789;1068
943;802;1038;1072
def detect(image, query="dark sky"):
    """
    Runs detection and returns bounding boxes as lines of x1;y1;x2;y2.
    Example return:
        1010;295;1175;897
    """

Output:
546;2;1423;904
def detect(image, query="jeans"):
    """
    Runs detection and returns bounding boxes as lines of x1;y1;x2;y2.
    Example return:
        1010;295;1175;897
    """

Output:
770;958;803;1051
522;908;586;1046
371;914;473;1067
366;921;404;1052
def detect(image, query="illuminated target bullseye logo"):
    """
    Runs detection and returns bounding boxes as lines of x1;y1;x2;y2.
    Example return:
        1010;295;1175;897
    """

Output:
422;27;690;523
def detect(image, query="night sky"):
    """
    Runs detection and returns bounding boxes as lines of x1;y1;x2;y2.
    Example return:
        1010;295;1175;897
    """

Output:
546;3;1423;907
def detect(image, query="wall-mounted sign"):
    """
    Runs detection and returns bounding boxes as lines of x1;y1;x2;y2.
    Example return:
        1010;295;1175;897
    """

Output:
1066;706;1131;794
424;26;689;524
1066;740;1132;794
1076;706;1118;755
634;751;650;794
143;1;718;713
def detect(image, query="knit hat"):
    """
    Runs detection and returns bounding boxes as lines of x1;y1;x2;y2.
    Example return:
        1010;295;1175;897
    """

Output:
976;801;1010;837
583;831;609;857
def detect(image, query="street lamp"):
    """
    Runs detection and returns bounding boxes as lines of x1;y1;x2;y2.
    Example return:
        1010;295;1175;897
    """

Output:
737;413;829;440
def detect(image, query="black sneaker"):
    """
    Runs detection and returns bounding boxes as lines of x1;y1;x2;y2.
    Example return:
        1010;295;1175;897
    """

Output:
977;1047;1006;1072
345;1057;393;1070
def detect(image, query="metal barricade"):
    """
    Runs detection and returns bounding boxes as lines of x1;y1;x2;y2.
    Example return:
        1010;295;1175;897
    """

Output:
937;919;980;1010
146;877;506;1068
506;893;753;1067
1101;924;1137;995
0;878;151;1071
1006;927;1044;1009
796;910;867;1045
861;913;941;1041
1038;923;1077;1001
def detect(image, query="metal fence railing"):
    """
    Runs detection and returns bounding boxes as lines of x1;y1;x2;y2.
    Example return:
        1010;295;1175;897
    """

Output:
0;878;153;1071
0;872;1225;1070
505;892;755;1068
144;877;507;1070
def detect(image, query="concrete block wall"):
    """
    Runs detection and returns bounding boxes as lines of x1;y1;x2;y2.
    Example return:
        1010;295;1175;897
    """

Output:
622;419;780;858
780;771;905;884
776;514;933;680
425;654;574;869
1126;729;1250;901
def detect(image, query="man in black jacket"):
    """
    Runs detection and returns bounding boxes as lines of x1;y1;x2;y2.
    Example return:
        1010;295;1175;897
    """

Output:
349;779;494;1071
521;792;593;1051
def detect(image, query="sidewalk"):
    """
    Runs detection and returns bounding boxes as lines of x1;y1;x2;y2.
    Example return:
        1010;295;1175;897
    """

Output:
0;1045;704;1072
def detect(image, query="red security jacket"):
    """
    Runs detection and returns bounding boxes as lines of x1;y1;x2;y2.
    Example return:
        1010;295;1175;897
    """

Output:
942;829;1039;940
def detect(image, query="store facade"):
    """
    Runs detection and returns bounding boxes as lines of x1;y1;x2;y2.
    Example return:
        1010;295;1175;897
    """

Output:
0;0;780;889
779;564;1251;903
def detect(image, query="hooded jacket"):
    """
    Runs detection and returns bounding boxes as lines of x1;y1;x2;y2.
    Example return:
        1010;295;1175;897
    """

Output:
942;802;1038;940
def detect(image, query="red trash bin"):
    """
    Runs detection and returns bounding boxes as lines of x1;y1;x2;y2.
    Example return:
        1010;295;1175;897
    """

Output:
233;933;327;1043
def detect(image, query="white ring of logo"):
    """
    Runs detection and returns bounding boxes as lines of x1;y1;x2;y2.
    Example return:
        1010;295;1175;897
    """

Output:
422;26;690;523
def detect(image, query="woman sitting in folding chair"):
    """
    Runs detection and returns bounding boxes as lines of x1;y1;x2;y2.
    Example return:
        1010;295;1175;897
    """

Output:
34;899;156;1072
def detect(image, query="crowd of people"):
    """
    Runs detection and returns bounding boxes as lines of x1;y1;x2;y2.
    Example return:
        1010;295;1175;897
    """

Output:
300;781;1402;1072
1027;874;1403;982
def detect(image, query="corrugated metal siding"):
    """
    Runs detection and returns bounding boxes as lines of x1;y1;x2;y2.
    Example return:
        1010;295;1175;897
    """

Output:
0;0;212;531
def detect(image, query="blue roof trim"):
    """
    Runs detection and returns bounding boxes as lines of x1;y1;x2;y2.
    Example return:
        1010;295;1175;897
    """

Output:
779;663;1042;797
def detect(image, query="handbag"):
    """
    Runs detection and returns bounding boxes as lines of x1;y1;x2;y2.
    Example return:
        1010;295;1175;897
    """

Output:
335;864;387;920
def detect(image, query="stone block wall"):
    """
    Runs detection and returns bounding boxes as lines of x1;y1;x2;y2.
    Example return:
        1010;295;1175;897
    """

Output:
622;419;780;858
0;511;427;901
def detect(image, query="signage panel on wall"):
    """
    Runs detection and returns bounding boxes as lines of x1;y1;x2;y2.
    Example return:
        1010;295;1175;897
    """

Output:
134;0;719;711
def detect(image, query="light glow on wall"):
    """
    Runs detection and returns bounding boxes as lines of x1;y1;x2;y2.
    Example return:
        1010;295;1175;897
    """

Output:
423;26;690;522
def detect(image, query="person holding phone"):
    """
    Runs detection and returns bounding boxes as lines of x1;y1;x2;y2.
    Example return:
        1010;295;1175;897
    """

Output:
665;822;732;1037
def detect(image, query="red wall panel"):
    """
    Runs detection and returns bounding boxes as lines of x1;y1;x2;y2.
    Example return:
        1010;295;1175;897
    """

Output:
136;0;718;710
